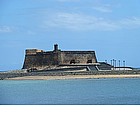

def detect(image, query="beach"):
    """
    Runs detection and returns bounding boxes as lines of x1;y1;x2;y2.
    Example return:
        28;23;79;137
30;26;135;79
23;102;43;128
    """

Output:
7;74;140;80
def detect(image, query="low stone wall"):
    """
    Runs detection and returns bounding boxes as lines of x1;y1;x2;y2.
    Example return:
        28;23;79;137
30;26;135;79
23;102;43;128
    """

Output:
1;70;140;80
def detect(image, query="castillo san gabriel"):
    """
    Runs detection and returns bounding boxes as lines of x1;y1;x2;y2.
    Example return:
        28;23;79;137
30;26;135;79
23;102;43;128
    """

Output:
0;43;139;81
22;44;133;72
0;43;137;80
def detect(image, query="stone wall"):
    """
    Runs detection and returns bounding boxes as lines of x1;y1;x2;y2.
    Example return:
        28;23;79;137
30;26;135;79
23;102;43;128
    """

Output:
60;51;97;65
23;51;61;69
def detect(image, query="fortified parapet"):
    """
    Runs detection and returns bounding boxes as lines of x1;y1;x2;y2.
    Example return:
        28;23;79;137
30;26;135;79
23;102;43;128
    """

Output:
25;49;44;55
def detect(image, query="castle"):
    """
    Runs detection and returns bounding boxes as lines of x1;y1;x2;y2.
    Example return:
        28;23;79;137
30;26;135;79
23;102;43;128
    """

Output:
23;44;99;70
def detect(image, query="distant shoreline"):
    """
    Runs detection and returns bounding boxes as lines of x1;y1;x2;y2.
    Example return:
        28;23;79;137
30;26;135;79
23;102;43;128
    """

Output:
7;74;140;80
1;70;140;80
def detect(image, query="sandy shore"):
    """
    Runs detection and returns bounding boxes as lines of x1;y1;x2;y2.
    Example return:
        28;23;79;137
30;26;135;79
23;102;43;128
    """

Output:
7;74;140;80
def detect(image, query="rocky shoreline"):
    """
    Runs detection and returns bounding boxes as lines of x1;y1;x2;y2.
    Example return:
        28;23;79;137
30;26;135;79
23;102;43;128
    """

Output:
1;70;140;80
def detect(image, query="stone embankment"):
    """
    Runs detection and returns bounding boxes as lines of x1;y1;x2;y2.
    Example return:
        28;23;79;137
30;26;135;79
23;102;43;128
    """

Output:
1;70;140;80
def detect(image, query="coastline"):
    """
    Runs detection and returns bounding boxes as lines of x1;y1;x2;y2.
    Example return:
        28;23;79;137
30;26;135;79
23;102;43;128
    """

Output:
7;74;140;80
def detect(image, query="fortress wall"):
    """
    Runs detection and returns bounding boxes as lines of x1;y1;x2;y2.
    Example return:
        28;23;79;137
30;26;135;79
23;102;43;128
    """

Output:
23;54;37;69
23;49;44;69
41;52;60;66
60;51;97;65
23;51;61;69
23;54;43;69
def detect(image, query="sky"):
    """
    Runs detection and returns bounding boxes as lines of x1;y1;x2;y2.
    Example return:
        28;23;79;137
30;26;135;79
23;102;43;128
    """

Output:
1;0;140;70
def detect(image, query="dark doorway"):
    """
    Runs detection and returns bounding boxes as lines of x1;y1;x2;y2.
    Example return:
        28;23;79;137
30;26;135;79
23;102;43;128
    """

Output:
70;60;76;64
87;60;92;63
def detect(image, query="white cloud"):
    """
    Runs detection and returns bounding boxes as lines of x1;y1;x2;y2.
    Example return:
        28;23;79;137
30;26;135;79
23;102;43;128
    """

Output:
27;30;36;35
0;26;13;33
43;12;118;31
43;12;140;31
92;4;112;13
119;17;140;28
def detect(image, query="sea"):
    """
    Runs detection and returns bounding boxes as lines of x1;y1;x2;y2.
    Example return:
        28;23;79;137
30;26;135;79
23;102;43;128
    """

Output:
0;78;140;105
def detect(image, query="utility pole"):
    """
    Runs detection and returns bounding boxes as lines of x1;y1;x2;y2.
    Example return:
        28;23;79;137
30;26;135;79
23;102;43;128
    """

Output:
114;60;116;69
113;59;115;70
123;60;125;70
118;60;120;70
111;60;112;66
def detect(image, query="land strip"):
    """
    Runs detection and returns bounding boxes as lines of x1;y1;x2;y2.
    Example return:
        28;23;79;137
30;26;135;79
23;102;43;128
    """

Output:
8;74;140;80
1;70;140;80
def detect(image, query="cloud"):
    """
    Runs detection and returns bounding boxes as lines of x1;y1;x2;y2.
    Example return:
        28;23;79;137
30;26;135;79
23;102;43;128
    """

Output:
0;26;13;33
43;12;118;31
42;12;140;31
119;17;140;28
27;30;36;35
92;4;112;13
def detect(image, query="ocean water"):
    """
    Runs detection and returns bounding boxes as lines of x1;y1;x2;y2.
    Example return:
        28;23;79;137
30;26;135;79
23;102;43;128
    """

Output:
0;78;140;105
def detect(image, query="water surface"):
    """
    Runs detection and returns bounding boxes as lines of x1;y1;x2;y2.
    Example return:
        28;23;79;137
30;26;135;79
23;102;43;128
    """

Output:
0;78;140;104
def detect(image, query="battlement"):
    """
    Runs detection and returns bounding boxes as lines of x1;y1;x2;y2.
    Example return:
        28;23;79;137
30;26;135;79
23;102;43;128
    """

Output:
26;49;44;55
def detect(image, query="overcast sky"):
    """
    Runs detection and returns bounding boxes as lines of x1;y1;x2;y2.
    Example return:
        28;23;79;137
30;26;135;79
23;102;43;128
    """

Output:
1;0;140;70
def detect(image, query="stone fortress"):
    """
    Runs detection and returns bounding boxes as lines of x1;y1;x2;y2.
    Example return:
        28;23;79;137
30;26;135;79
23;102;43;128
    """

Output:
0;44;136;80
22;44;132;72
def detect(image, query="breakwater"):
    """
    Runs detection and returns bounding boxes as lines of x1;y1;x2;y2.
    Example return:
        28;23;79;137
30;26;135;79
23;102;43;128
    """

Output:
1;70;140;80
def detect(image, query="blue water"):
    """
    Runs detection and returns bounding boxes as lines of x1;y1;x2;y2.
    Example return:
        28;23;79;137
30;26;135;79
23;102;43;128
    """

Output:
0;78;140;105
